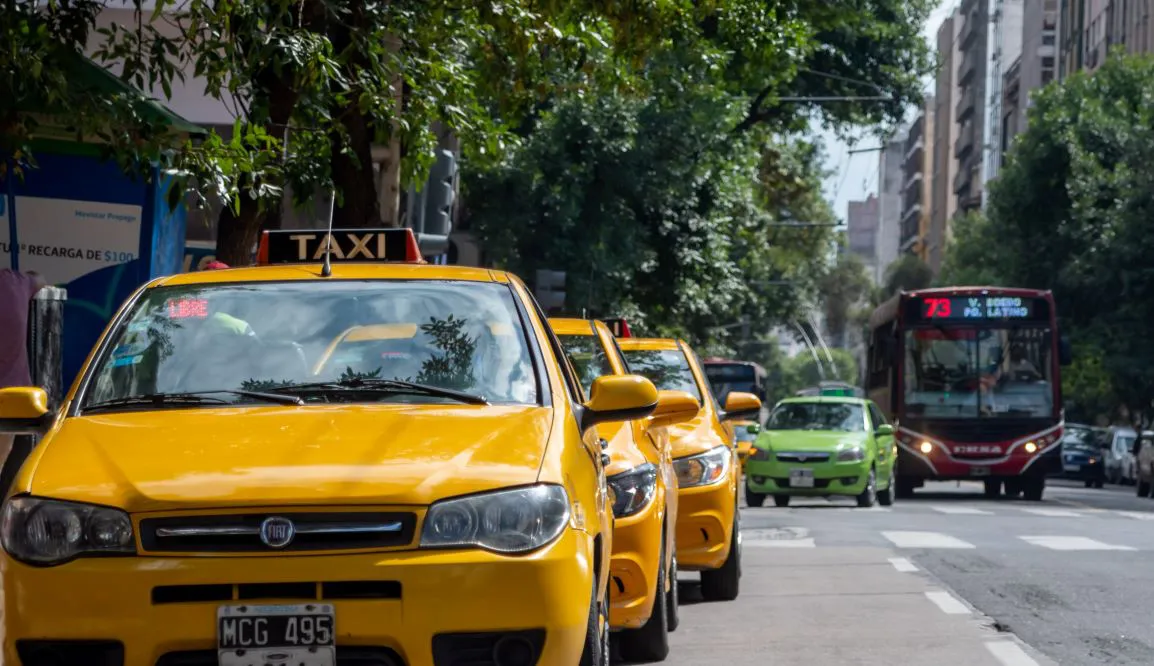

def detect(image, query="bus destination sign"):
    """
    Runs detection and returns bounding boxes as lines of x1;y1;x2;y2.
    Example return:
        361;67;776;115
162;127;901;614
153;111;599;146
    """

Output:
918;296;1037;321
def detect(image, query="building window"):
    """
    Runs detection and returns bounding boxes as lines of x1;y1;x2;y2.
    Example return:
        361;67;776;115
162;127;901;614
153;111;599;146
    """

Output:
1042;70;1054;85
1042;56;1055;68
1043;34;1056;45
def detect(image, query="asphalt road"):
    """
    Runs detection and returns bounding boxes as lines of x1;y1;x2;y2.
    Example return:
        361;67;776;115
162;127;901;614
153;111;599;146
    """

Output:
647;478;1154;666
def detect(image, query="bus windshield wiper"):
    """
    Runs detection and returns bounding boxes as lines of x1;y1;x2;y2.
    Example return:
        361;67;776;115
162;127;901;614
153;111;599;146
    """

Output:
84;389;303;413
274;378;489;405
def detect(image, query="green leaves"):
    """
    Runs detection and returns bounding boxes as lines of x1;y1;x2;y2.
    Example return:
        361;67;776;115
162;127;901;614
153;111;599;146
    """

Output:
939;50;1154;424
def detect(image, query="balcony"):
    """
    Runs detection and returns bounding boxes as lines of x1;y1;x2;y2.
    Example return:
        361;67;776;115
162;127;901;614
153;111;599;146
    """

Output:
900;208;922;251
954;121;975;160
955;85;976;121
953;161;972;197
904;115;925;157
958;50;977;85
959;13;978;48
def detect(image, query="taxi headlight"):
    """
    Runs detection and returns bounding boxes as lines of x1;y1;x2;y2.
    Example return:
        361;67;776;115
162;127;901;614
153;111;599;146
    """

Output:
674;445;730;488
607;463;658;518
837;446;865;462
420;484;570;554
1;497;134;566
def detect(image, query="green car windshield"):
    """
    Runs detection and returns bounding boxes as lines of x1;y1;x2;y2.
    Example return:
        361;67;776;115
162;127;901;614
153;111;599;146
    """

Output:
767;402;866;432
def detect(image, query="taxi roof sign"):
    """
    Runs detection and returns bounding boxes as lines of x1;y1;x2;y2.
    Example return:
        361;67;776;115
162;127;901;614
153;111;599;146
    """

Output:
602;318;632;338
257;228;424;266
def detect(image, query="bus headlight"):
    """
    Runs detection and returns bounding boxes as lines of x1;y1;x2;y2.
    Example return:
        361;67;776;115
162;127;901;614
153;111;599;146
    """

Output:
919;441;933;454
1024;441;1038;453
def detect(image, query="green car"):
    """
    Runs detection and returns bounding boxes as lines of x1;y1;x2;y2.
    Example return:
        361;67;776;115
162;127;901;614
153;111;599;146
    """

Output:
744;397;897;508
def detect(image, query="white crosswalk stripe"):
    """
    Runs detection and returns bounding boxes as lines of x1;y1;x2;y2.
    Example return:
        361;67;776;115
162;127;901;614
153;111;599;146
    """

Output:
1114;511;1154;520
927;505;993;515
1019;536;1137;551
882;531;976;549
1018;508;1083;518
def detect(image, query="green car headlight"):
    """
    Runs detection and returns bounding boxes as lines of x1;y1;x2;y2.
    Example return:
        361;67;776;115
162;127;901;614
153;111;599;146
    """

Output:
836;446;865;462
750;445;772;461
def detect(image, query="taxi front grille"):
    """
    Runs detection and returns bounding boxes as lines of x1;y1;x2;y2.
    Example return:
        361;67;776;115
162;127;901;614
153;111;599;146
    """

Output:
139;512;417;553
776;452;831;463
156;646;404;665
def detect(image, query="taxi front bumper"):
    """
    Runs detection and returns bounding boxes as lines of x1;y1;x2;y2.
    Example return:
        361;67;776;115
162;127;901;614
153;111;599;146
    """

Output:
607;494;664;630
744;458;871;496
674;478;736;572
3;528;594;666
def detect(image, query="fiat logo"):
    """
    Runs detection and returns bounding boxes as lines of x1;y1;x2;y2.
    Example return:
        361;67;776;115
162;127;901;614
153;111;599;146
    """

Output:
259;517;296;548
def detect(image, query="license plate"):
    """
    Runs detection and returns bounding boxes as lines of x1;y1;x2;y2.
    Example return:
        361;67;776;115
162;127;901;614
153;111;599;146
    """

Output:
789;468;815;488
218;604;335;666
1064;464;1080;472
969;466;990;477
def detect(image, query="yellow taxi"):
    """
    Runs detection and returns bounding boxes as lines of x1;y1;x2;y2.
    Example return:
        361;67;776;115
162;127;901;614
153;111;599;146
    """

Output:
616;336;762;602
550;318;700;661
0;228;660;666
732;420;762;470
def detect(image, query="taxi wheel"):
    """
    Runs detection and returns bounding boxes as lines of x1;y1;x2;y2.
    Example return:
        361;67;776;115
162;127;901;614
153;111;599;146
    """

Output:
745;484;766;507
856;468;877;508
618;541;670;662
580;582;610;666
700;517;741;602
877;466;895;506
666;554;680;633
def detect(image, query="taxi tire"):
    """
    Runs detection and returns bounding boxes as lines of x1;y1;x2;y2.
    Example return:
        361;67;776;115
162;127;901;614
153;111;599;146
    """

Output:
618;540;670;662
877;466;895;506
666;554;680;632
856;468;877;508
745;484;766;507
700;517;741;602
580;582;610;666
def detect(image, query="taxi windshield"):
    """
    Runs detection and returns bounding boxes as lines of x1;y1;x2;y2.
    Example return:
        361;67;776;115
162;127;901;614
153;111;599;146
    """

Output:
619;348;703;403
83;280;539;407
556;334;613;396
767;402;866;432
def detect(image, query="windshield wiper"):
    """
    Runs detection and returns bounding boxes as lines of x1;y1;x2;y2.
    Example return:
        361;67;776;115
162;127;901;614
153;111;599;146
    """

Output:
272;378;489;405
84;389;303;413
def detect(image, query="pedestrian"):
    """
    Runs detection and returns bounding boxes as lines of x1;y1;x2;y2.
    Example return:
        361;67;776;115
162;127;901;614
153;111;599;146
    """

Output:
0;268;47;489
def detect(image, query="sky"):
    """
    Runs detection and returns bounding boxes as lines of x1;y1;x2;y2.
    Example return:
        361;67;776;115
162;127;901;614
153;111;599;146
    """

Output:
817;0;960;221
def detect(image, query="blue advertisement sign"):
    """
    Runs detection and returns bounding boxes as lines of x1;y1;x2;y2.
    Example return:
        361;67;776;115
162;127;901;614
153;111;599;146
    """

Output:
2;149;187;386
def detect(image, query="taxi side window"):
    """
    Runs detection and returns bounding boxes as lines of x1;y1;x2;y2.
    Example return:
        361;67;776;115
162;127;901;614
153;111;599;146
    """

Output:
525;294;586;404
868;402;888;428
682;344;720;414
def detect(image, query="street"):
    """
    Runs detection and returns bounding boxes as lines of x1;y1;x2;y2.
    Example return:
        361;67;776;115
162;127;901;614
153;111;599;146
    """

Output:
658;479;1154;666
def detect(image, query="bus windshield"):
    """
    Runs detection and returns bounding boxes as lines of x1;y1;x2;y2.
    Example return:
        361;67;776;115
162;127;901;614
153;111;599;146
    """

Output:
902;326;1053;419
704;362;758;400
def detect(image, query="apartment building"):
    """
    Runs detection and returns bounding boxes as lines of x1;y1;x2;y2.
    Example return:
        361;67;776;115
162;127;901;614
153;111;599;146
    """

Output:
900;101;934;262
986;0;1024;184
929;13;962;274
955;0;990;214
876;135;907;285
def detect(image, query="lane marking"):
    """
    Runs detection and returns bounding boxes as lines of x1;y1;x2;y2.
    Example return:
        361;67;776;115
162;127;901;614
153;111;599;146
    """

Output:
1020;536;1136;551
924;590;970;615
1018;508;1083;518
746;538;816;548
882;531;976;549
1115;511;1154;520
888;557;918;572
928;505;993;515
986;641;1040;666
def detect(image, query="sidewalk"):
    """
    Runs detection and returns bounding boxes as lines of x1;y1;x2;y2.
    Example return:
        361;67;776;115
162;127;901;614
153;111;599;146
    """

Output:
659;545;1054;666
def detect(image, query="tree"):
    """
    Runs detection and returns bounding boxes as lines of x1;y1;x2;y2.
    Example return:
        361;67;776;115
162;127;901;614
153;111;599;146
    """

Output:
936;211;1007;286
937;50;1154;419
881;253;933;298
780;347;859;395
818;252;872;349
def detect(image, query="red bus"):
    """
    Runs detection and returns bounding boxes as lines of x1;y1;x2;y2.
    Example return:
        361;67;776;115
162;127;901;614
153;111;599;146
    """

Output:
866;287;1072;501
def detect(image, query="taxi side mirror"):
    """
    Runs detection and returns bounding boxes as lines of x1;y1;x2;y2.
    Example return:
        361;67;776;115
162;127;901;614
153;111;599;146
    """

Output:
581;375;658;432
0;387;52;434
647;390;700;429
875;424;895;438
720;391;761;422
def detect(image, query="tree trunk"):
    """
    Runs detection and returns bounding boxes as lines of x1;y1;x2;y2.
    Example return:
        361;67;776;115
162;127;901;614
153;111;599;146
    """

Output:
215;198;265;266
329;108;381;228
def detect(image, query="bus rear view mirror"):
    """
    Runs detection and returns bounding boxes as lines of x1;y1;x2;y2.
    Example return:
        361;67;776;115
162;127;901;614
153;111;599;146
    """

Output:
1059;335;1073;366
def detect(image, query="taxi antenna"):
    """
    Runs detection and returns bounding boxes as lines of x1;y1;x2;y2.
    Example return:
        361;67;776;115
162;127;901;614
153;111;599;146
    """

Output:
320;191;335;277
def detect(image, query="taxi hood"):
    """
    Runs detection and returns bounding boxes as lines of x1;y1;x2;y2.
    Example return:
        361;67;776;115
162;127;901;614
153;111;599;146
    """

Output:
758;430;868;452
24;406;553;512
